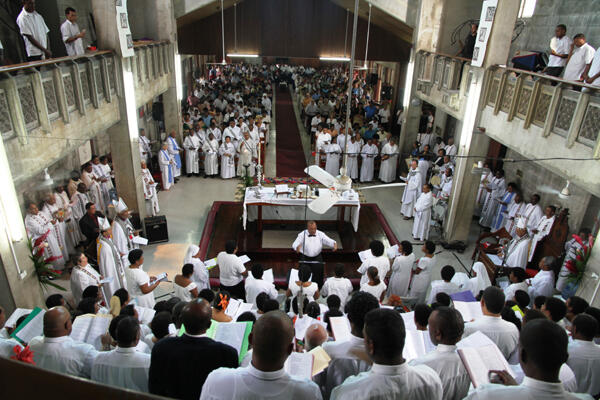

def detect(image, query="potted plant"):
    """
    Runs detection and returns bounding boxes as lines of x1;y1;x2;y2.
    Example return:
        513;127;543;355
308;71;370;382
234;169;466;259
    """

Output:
27;234;66;292
561;234;594;299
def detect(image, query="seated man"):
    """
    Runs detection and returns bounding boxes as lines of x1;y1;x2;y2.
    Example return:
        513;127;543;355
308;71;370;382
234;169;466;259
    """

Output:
528;256;556;300
567;314;600;396
331;308;443;400
201;311;322;399
427;265;460;304
29;306;98;378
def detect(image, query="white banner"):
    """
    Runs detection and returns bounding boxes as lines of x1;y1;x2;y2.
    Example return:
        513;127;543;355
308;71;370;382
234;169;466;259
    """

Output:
471;0;498;67
115;0;134;58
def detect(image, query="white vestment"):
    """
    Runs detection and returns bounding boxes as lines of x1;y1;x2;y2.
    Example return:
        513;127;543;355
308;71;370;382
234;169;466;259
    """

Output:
97;236;127;297
219;142;237;179
504;235;531;270
113;218;137;266
92;163;111;209
523;203;543;235
158;149;174;190
237;139;257;177
479;177;506;228
55;189;83;249
418;159;430;185
379;143;398;183
360;144;378;182
410;256;435;303
183;135;201;174
321;277;353;306
70;264;103;305
139;135;152;163
325;143;341;177
167;137;182;177
388;253;416;297
81;170;106;214
504;201;526;237
25;212;65;268
42;202;71;260
202;139;220;176
413;191;433;240
401;168;422;218
529;215;555;262
566;339;600;396
141;168;159;216
346;141;361;179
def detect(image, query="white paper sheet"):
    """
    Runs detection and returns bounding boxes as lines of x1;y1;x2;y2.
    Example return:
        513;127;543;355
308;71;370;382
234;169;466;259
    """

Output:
358;249;374;263
262;269;274;283
213;322;248;354
238;255;251;264
454;301;484;322
275;184;290;193
5;308;32;328
225;298;242;318
233;302;253;320
99;276;114;284
403;329;435;361
401;311;418;331
132;236;148;245
329;316;351;342
284;352;314;379
154;272;169;282
487;254;502;266
135;305;156;325
204;258;217;268
70;314;112;350
294;315;317;340
386;244;400;259
14;309;45;344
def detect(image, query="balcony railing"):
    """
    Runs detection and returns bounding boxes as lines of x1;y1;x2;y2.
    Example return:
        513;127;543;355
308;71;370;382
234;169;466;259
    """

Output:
132;41;174;89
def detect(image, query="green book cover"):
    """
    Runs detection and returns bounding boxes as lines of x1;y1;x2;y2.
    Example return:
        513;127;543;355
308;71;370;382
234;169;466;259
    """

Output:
10;307;44;344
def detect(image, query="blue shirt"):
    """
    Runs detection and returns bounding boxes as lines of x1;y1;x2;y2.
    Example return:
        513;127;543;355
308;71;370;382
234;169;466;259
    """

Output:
365;105;377;119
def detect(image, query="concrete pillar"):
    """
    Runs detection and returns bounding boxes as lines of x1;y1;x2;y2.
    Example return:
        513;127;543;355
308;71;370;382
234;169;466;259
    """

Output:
163;85;183;142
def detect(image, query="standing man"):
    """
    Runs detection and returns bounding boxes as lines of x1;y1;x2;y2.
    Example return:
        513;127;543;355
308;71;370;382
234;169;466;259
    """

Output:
529;205;556;262
292;221;338;288
167;130;182;181
400;160;422;220
456;23;478;59
25;201;64;269
141;161;159;216
563;33;595;82
139;129;152;166
413;184;434;241
216;240;247;300
97;217;127;297
17;0;51;61
112;198;138;267
544;24;572;77
183;131;201;177
60;7;85;56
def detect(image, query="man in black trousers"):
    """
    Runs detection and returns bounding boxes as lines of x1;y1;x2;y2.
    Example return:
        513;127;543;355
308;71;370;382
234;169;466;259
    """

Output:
292;221;338;288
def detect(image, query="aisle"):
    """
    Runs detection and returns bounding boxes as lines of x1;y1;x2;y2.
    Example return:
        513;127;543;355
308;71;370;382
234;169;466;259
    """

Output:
275;89;308;176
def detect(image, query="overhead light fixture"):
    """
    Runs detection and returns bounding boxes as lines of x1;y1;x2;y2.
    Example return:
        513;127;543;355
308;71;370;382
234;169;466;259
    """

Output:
42;168;54;187
220;0;226;64
320;56;350;62
559;180;571;199
227;53;259;58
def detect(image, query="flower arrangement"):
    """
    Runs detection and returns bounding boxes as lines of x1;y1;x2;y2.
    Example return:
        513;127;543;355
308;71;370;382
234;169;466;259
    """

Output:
564;234;595;284
11;345;35;364
27;234;65;292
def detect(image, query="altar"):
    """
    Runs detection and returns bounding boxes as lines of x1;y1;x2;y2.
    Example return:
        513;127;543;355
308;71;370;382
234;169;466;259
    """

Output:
243;186;361;232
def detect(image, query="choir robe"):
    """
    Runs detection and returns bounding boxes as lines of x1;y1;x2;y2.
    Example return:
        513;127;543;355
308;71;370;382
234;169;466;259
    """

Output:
401;169;422;218
113;218;137;266
523;202;543;235
141;168;159;216
492;191;516;231
167;136;182;178
325;143;341;177
528;215;555;262
504;235;531;270
504;201;527;237
410;256;435;303
55;189;84;248
378;143;398;183
219;142;236;179
345;141;361;179
412;191;433;241
183;135;201;174
202;139;219;176
25;212;65;268
237;139;257;177
97;235;127;296
387;253;416;297
92;163;112;210
81;170;105;214
42;202;71;259
359;143;378;182
158;149;174;190
479;177;506;228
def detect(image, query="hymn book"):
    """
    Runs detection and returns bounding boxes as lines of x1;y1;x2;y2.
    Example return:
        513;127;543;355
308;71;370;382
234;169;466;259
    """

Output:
10;307;45;344
403;329;436;362
135;306;156;325
358;249;374;262
70;313;112;350
224;299;253;320
329;316;351;342
457;341;515;387
386;244;400;259
284;352;314;379
205;321;253;363
4;308;32;329
453;301;484;322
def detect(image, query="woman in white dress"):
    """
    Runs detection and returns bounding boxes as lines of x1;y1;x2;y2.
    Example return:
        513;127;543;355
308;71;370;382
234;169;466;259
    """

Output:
125;249;160;309
70;252;104;305
360;266;387;303
219;136;237;179
183;244;210;291
173;264;199;301
387;241;416;297
409;241;436;303
286;264;320;302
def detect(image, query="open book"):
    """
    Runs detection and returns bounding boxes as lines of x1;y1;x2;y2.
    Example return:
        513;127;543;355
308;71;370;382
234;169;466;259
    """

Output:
386;244;400;259
358;249;374;263
70;313;113;350
205;321;253;363
457;336;515;388
135;305;156;325
403;329;436;362
284;352;314;379
4;308;32;329
329;316;352;342
225;299;254;320
454;301;483;322
10;308;45;344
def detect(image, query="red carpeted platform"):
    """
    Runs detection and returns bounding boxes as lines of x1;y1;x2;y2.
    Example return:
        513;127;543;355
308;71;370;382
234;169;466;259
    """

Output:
275;90;308;177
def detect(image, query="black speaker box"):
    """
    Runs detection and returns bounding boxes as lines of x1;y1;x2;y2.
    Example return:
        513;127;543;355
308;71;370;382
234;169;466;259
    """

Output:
144;215;169;244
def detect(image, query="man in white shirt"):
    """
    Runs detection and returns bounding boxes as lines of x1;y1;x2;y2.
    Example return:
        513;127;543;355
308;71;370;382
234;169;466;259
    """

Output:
544;24;572;77
427;265;460;304
60;7;85;56
584;48;600;89
323;292;380;398
465;318;593;400
292;221;337;288
563;33;595;82
321;263;353;306
410;307;470;400
528;256;556;300
567;314;600;396
29;306;98;378
444;137;457;158
331;308;443;400
463;287;519;360
201;311;322;400
216;240;247;299
245;263;278;307
91;316;150;392
357;240;390;286
16;0;51;61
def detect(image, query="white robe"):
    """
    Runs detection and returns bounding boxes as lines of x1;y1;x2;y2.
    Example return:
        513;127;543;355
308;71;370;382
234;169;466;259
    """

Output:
158;149;174;190
529;215;555;262
97;236;127;297
418;159;430;186
92;163;111;209
325;143;341;177
237;139;257;177
141;168;159;216
25;212;65;268
113;218;137;267
410;256;435;303
479;177;506;228
346;141;361;179
219;142;236;179
81;171;105;214
71;192;89;223
378;143;398;183
55;190;83;248
70;264;103;305
476;171;492;212
387;253;416;297
202;139;219;176
413;191;433;240
183;135;201;174
401;169;422;218
139;135;152;164
183;245;210;291
504;201;527;237
167;137;182;178
42;202;71;260
360;144;378;182
504;235;531;270
523;203;543;235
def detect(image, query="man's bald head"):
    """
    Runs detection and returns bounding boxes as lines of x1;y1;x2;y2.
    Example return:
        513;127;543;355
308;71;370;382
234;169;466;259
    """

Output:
250;311;294;369
305;323;327;350
181;299;212;335
43;306;71;337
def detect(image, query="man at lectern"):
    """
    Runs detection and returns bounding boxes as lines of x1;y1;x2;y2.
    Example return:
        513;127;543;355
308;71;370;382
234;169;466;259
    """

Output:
292;221;337;288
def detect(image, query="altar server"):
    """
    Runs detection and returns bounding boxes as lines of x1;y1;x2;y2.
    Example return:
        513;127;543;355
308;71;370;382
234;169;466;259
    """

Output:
360;138;378;182
379;137;398;183
400;160;422;219
500;218;531;270
237;131;257;177
167;130;182;179
409;241;436;303
184;244;210;291
528;205;556;262
183;131;201;177
97;217;127;296
413;184;434;241
479;169;506;228
325;137;342;177
202;132;220;177
25;202;64;269
219;136;236;179
141;161;159;216
158;142;174;191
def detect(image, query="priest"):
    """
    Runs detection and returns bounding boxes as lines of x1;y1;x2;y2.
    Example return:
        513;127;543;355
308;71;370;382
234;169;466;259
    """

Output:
166;130;182;180
141;161;159;216
183;130;201;177
219;136;237;179
158;142;175;191
360;138;378;182
112;198;139;267
499;217;531;270
202;132;220;178
345;135;361;180
81;162;106;214
25;202;64;269
378;137;398;183
413;184;434;241
479;169;506;228
400;160;422;220
237;131;257;177
325;137;342;177
97;217;127;297
523;194;543;234
528;205;556;262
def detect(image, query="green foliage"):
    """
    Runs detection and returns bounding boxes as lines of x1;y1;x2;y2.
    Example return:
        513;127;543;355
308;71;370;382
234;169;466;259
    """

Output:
27;237;66;292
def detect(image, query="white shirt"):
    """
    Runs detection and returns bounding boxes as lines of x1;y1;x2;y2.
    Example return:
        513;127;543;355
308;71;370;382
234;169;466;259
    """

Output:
587;50;600;86
321;277;353;306
410;344;470;400
549;36;573;67
528;269;555;299
360;281;387;301
427;280;460;304
463;315;519;361
245;277;278;306
330;362;443;400
173;281;197;302
445;144;457;157
323;334;371;397
0;337;22;358
216;251;246;286
60;19;84;56
289;282;319;302
564;43;596;81
357;255;390;286
292;230;336;258
511;362;578;393
125;267;155;309
200;363;322;400
465;376;593;400
504;281;529;302
29;336;98;378
16;7;49;57
91;346;150;392
567;339;600;395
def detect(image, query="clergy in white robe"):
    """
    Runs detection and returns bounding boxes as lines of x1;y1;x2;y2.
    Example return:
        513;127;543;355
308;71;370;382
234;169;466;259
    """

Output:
476;167;492;210
70;252;104;305
42;194;71;260
71;185;90;224
183;244;210;291
25;202;65;269
567;315;600;396
81;163;106;214
413;184;434;241
237;133;257;177
500;220;531;270
113;201;138;267
360;140;378;182
91;157;112;210
219;137;237;179
379;139;398;183
183;132;201;176
141;162;159;216
202;133;220;177
159;143;175;191
97;218;127;297
139;130;152;164
387;243;416;297
345;138;361;179
167;132;182;178
417;157;430;186
55;185;83;250
479;170;506;228
503;193;526;237
491;184;517;231
528;257;556;299
401;160;422;219
223;120;238;146
523;195;543;235
528;206;556;262
410;243;436;303
325;141;342;177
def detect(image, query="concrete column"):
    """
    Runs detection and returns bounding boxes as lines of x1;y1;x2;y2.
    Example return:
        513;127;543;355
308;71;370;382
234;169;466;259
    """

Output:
163;84;183;142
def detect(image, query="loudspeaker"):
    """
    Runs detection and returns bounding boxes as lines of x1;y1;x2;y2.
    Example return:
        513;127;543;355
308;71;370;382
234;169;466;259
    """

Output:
144;215;169;244
368;73;379;85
